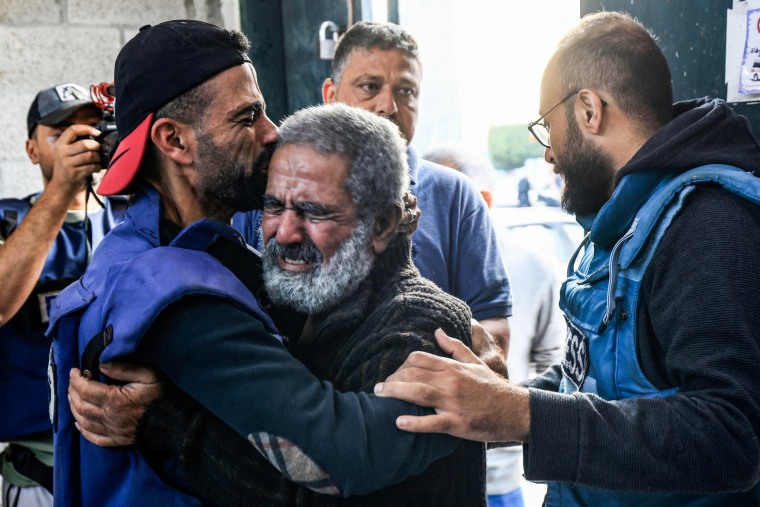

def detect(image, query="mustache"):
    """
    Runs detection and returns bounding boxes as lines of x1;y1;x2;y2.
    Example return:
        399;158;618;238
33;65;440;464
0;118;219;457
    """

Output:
266;237;323;265
378;113;399;126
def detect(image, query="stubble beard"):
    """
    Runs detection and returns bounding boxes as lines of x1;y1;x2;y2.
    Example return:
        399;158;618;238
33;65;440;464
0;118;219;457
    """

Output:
195;133;274;218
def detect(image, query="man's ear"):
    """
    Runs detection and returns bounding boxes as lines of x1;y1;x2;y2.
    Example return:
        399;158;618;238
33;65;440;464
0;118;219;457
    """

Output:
150;118;194;166
370;204;402;255
577;89;605;135
25;138;39;164
322;78;337;104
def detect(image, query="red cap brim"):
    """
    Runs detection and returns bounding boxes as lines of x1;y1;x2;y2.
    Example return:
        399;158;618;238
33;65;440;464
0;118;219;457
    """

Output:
96;112;154;196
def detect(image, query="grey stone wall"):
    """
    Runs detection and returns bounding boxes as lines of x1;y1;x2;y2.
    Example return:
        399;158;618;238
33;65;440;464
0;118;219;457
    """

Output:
0;0;240;198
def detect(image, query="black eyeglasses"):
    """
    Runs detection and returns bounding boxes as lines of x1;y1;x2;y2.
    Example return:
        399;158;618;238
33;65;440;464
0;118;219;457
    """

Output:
527;90;579;149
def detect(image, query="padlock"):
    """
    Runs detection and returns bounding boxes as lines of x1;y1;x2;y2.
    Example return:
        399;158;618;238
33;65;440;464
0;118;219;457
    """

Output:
319;21;339;60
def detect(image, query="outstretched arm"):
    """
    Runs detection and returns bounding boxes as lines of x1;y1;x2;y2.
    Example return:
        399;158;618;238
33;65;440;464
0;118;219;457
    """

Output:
377;188;760;494
375;328;530;442
69;295;458;498
0;125;101;324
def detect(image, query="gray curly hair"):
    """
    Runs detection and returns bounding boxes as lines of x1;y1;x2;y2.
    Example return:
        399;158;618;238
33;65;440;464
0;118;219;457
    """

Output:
277;103;410;225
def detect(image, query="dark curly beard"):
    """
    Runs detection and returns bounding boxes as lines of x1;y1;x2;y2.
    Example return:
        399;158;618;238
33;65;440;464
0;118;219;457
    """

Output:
556;113;616;216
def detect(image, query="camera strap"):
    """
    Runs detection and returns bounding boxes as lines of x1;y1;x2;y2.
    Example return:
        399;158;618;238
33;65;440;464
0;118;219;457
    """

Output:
85;179;106;210
4;444;54;494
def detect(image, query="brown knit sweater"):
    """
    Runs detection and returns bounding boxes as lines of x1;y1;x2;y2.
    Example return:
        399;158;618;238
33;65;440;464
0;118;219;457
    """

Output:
137;234;486;506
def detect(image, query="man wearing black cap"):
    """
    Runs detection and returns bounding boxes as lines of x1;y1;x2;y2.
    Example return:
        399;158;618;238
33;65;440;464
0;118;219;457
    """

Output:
0;83;123;507
47;20;458;506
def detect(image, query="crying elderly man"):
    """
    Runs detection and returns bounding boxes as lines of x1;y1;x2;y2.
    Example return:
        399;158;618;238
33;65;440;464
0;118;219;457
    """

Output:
253;102;486;505
71;103;488;506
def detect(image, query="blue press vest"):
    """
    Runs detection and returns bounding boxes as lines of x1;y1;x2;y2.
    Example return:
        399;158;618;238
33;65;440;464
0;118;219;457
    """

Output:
47;187;280;507
549;165;760;506
0;195;124;441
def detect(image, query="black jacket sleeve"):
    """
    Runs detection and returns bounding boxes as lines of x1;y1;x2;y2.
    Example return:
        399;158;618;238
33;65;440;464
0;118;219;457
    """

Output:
136;382;295;506
134;295;458;498
523;187;760;493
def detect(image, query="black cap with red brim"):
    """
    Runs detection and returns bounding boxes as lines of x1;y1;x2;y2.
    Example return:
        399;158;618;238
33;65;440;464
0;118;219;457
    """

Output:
97;20;251;196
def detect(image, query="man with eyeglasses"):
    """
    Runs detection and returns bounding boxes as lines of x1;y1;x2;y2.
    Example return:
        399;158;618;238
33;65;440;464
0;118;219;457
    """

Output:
528;90;592;149
376;11;760;505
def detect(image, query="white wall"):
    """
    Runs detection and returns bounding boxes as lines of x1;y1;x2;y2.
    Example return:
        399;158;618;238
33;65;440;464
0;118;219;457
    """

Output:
0;0;239;198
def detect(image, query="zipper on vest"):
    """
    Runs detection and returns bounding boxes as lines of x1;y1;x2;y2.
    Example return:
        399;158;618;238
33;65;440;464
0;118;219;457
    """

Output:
602;218;639;326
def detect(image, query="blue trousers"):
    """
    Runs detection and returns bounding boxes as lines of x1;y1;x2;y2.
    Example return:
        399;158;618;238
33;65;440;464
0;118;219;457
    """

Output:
487;488;525;507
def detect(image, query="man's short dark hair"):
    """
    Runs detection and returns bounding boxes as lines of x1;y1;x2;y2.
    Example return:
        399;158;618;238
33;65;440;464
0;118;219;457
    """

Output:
154;81;214;130
554;11;673;133
331;21;419;84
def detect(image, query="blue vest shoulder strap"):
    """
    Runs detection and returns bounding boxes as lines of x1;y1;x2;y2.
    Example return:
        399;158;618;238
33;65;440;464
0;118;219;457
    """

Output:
619;164;760;269
96;246;278;362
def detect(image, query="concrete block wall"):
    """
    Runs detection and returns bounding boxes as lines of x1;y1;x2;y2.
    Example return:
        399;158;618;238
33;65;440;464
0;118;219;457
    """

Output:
0;0;240;198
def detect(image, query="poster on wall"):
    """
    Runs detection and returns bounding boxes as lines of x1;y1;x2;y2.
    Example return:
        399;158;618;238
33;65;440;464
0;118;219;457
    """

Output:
728;0;760;102
740;8;760;94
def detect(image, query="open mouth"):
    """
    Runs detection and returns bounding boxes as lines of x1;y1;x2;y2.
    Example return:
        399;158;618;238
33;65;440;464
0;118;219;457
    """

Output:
267;237;322;272
282;257;308;265
278;255;316;273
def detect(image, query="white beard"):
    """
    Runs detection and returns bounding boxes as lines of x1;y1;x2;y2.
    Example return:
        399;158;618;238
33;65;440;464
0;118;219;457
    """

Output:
261;222;375;315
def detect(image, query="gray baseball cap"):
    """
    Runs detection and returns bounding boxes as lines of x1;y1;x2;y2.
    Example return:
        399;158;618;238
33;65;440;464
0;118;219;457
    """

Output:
26;83;95;137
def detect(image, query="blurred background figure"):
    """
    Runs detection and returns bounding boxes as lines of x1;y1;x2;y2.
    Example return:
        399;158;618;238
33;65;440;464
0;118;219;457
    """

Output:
420;144;497;209
425;145;565;507
517;176;531;207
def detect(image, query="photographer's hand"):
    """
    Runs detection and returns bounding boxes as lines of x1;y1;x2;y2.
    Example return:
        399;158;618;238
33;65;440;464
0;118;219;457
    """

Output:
49;124;102;199
0;124;104;325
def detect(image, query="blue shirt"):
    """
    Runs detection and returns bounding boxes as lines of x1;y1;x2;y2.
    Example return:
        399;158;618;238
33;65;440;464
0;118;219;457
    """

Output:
0;194;125;441
407;146;511;320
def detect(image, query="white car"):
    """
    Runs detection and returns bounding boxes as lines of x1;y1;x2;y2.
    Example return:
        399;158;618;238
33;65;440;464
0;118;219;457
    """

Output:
490;206;585;270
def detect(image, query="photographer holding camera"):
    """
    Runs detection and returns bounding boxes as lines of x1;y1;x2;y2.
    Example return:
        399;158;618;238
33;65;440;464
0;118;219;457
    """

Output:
0;83;125;507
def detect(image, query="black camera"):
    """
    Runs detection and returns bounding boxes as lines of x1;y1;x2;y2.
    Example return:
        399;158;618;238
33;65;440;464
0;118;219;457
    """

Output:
78;83;118;168
94;110;118;168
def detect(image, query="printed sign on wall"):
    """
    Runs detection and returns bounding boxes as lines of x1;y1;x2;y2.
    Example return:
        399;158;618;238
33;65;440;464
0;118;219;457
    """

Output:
740;8;760;94
728;1;760;102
